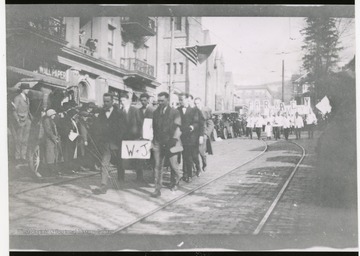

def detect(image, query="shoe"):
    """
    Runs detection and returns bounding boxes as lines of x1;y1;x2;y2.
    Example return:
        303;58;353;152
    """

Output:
93;185;107;195
80;166;90;172
196;169;201;177
182;176;189;183
150;190;161;198
34;172;42;178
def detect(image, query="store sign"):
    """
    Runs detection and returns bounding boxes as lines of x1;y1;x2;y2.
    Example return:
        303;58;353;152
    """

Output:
35;62;67;80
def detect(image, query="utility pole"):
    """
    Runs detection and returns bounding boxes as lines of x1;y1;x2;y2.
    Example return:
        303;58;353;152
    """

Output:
169;16;175;103
282;59;285;102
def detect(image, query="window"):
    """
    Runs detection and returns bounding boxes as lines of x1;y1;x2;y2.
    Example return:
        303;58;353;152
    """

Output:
173;63;177;74
79;81;89;100
174;17;182;31
179;62;184;74
166;63;170;74
108;24;116;59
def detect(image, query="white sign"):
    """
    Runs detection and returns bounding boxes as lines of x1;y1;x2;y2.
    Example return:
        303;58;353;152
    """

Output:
290;100;297;109
142;118;153;140
316;96;332;115
121;140;151;159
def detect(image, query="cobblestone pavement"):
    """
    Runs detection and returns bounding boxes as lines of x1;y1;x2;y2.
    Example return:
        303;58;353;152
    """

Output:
9;137;266;235
121;138;302;235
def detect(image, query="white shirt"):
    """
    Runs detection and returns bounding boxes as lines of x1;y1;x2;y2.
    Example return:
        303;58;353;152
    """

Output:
306;113;317;125
255;116;264;128
294;116;304;128
273;115;283;127
283;117;290;129
105;106;113;118
182;107;187;114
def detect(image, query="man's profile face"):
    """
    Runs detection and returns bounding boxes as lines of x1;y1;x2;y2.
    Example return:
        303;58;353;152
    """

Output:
120;97;130;107
157;95;168;108
103;96;113;110
194;99;202;108
179;96;188;107
140;97;148;107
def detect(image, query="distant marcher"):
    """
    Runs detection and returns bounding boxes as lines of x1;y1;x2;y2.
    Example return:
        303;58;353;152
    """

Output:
254;113;264;140
282;114;291;140
294;112;304;140
273;112;283;140
265;121;272;140
306;110;317;139
246;114;254;139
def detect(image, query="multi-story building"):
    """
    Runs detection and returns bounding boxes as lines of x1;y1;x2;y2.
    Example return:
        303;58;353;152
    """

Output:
6;15;160;107
156;17;227;110
235;85;274;110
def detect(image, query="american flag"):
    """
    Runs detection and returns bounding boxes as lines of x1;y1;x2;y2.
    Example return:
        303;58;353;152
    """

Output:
176;44;216;66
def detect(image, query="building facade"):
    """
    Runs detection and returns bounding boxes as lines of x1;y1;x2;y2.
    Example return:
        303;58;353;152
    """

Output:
156;17;229;110
234;85;274;112
7;16;160;107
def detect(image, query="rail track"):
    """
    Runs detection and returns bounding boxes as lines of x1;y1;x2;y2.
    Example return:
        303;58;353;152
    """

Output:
111;139;306;235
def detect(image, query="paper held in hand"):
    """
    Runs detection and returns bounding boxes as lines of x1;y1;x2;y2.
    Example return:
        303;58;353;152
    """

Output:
142;118;153;141
121;140;151;159
68;131;79;141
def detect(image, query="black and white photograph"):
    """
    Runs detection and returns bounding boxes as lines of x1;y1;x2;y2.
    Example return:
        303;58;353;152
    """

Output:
3;3;358;252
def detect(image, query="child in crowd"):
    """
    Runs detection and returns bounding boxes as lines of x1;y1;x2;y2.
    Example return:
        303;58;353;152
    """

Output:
265;121;272;140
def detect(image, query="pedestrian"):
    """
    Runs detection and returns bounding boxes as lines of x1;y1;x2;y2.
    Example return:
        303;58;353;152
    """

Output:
306;110;317;139
138;93;155;178
151;92;182;197
265;121;272;140
294;112;304;140
178;93;201;182
43;109;61;176
246;114;254;139
273;112;283;140
119;92;144;182
194;97;214;173
254;113;264;140
283;113;290;140
93;93;125;194
13;83;32;163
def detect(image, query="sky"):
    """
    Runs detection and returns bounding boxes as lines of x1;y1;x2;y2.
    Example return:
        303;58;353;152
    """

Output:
202;17;356;86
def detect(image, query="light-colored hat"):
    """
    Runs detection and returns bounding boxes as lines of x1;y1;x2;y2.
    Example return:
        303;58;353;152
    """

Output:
46;109;56;117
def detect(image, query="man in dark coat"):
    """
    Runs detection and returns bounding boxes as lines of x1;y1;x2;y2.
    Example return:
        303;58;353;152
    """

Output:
151;92;182;197
177;93;201;182
93;93;125;194
194;97;214;173
119;92;143;181
42;109;60;177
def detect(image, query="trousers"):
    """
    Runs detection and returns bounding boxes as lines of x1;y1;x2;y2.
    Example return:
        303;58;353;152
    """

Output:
182;145;198;178
153;141;181;191
100;143;122;186
199;135;207;169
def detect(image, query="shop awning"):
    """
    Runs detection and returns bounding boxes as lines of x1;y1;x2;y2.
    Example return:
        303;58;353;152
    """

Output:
7;66;69;89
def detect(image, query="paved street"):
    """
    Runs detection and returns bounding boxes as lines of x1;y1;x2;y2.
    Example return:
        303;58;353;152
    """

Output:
10;131;355;251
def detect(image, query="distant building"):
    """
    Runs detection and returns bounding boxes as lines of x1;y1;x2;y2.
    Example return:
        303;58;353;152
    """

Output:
234;85;274;110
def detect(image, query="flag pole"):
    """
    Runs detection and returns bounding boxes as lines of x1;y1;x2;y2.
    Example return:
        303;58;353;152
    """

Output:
169;16;175;104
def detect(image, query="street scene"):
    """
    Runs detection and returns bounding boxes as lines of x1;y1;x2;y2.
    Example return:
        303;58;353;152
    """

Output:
5;4;357;251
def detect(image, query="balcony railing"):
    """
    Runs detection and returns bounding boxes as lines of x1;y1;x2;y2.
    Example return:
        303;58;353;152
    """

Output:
120;17;156;37
120;58;155;78
8;17;67;41
78;44;95;56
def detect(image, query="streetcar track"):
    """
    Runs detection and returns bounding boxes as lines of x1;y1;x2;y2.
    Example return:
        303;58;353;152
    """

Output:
252;140;306;235
111;139;268;234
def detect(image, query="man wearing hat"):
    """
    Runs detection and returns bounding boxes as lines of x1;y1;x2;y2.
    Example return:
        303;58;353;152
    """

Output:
43;109;61;176
13;83;32;162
